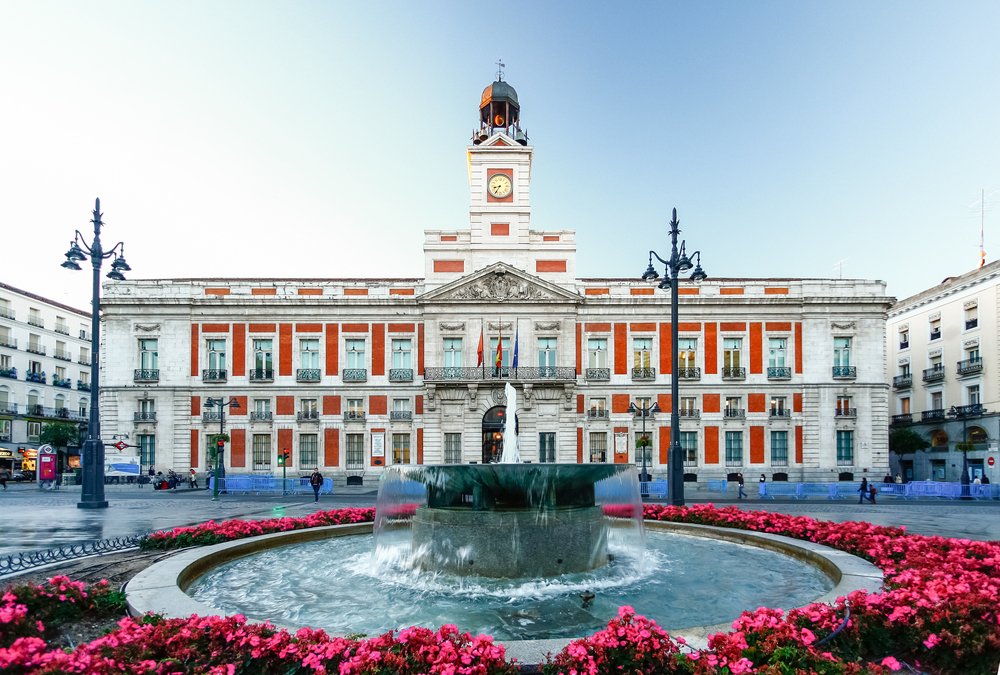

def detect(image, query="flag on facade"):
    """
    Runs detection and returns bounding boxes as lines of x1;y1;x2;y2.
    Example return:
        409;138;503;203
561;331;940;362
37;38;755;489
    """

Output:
512;327;519;368
494;323;503;374
477;326;484;367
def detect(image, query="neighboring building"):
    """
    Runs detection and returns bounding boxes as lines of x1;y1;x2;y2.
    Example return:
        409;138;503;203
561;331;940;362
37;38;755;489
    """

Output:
0;282;91;474
887;261;1000;482
99;77;892;484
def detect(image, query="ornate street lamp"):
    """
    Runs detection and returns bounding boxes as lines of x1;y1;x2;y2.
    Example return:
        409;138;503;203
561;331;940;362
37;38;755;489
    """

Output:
61;198;131;509
641;208;707;507
629;400;660;487
205;397;240;501
948;404;986;499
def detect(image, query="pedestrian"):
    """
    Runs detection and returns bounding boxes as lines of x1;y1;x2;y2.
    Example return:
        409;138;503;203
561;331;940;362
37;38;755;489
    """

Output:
895;473;903;484
758;473;766;497
858;477;869;504
883;472;893;484
981;475;990;485
309;468;324;502
869;483;877;504
737;472;747;499
973;475;981;485
189;468;198;489
0;469;7;490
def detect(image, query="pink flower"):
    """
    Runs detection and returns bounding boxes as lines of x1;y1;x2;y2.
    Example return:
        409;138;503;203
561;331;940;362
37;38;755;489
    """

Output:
881;655;902;670
923;633;940;648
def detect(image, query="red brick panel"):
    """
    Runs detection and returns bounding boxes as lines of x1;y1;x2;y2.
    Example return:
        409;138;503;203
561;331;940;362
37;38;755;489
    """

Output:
794;322;803;374
719;322;746;331
576;427;583;464
630;323;655;332
575;323;582;375
611;394;631;414
344;288;369;296
296;323;322;332
793;393;803;413
543;235;560;241
190;324;199;376
324;428;339;467
678;322;701;332
323;395;341;415
325;324;339;376
748;393;766;413
704;426;719;464
491;223;510;236
202;324;230;333
659;322;671;375
278;429;293;466
613;426;629;464
417;323;424;376
750;426;765;463
191;396;201;416
536;260;567;273
585;288;609;296
205;288;230;296
231;396;247;415
765;322;792;331
433;260;465;273
704;322;717;374
249;323;276;333
415;396;423;415
795;425;803;463
276;396;294;416
720;287;745;295
232;323;246;377
656;393;671;412
251;288;276;296
388;323;415;333
658;426;670;465
576;394;584;414
630;288;654;295
390;288;415;296
279;324;293;376
417;428;424;465
613;323;627;374
297;288;323;296
190;429;199;468
764;287;789;295
342;324;369;333
372;323;385;377
585;323;611;332
749;322;763;374
703;393;721;413
370;395;387;416
231;429;246;468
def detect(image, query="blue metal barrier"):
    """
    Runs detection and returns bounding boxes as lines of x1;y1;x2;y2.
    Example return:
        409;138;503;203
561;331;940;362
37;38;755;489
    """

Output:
639;480;668;500
706;479;728;493
758;482;796;499
209;475;334;495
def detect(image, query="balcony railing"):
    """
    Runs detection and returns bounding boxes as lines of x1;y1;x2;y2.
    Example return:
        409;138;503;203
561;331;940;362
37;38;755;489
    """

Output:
297;410;320;422
835;407;857;418
422;366;576;383
951;403;986;418
53;350;72;361
250;411;273;422
724;408;746;419
22;405;84;420
343;410;366;422
956;357;983;376
921;408;946;422
202;412;222;422
78;356;89;365
587;409;609;419
890;413;913;426
390;410;413;421
837;458;854;467
26;344;46;355
767;366;791;380
0;338;16;349
585;368;610;381
0;308;14;320
26;371;46;384
0;367;17;379
632;367;656;380
722;366;746;380
929;329;941;341
769;408;791;418
249;368;274;382
965;319;978;330
27;318;44;328
899;340;909;350
632;408;657;419
53;377;72;389
296;368;321;382
134;369;159;383
133;411;157;422
202;369;227;382
76;380;91;391
832;365;856;379
677;367;701;380
892;374;912;389
343;368;368;382
679;408;700;418
922;365;945;383
0;403;17;415
54;325;70;335
389;368;414;382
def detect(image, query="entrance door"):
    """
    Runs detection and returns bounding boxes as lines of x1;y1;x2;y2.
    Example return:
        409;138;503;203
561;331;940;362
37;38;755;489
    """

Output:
481;405;518;463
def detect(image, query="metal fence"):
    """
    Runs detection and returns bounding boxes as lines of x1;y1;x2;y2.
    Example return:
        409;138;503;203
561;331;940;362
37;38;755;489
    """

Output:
0;534;145;579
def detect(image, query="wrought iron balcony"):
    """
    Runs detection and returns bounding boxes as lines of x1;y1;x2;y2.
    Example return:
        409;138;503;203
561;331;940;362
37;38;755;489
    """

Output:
54;407;71;419
26;371;46;384
950;403;986;418
26;404;45;416
133;411;157;422
422;366;576;383
296;368;321;382
632;408;657;419
53;350;72;361
343;410;366;422
76;380;91;391
0;367;17;379
965;319;978;330
835;407;857;418
769;408;790;418
722;366;746;380
343;368;368;382
898;340;909;350
890;413;913;426
585;368;610;381
767;366;791;380
53;377;72;389
27;318;44;328
677;367;700;380
892;374;912;389
921;408;946;422
0;403;18;415
250;411;273;422
0;308;14;319
632;367;656;381
956;357;983;376
134;369;159;383
724;408;746;419
587;409;609;419
922;365;945;383
390;410;413;421
249;368;274;382
26;344;46;355
78;356;89;365
832;365;856;379
202;411;222;422
0;338;16;349
679;408;700;418
389;368;414;382
54;325;70;335
202;369;227;382
929;329;941;341
297;410;320;422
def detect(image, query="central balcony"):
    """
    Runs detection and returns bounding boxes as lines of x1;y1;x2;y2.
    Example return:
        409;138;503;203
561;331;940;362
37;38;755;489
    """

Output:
343;410;366;422
890;413;913;426
296;368;321;383
835;407;857;418
921;408;946;422
423;366;576;383
679;408;700;418
250;411;273;423
134;369;159;383
724;408;746;419
249;368;274;382
587;409;609;419
769;408;791;418
832;366;857;379
677;367;700;380
297;410;320;422
390;410;412;421
722;366;746;380
202;369;227;383
343;368;368;383
631;367;656;381
133;411;157;422
389;368;413;382
585;368;610;381
922;365;945;383
767;366;791;380
892;374;912;389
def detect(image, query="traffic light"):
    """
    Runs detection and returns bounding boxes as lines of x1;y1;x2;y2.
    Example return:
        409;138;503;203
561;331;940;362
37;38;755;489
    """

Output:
278;449;291;466
216;439;225;455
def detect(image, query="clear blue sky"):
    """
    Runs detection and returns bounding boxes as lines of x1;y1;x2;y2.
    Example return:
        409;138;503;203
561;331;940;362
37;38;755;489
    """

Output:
3;1;998;311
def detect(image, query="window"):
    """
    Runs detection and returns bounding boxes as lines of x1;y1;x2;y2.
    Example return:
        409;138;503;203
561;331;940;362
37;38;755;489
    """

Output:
0;299;10;318
252;434;271;470
899;329;909;349
833;337;851;367
537;337;556;370
929;318;941;340
587;338;607;368
392;433;410;464
79;399;87;418
55;316;68;334
900;397;910;414
930;391;943;411
678;338;697;369
79;346;89;364
299;339;320;369
253;339;273;372
967;384;981;406
899;363;911;377
0;354;10;371
444;433;462;463
347;398;364;414
79;371;89;386
589;397;607;415
443;338;462;368
346;339;366;369
392;339;412;369
770;431;788;465
346;434;364;469
489;337;511;368
836;430;854;464
723;337;742;370
836;395;852;415
725;431;743;465
0;419;10;442
55;340;67;358
28;308;42;327
589;432;607;463
964;306;978;330
680;431;697;464
392;398;411;413
539;432;556;462
725;396;742;415
28;421;41;442
633;337;652;369
300;398;318;417
635;430;652;466
768;338;787;367
139;399;155;414
137;434;155;469
253;398;271;416
207;339;227;371
0;326;10;346
680;396;698;416
299;434;318;467
55;366;66;381
770;396;787;415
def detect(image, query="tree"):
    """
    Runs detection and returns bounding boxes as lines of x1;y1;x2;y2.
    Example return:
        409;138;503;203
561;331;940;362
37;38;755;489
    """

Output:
38;421;80;448
889;428;930;456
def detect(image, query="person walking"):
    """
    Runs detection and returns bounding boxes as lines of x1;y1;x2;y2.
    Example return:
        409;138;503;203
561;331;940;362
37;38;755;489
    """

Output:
189;468;198;489
309;468;324;503
858;477;869;504
737;472;747;499
869;483;878;504
0;469;7;490
758;473;766;498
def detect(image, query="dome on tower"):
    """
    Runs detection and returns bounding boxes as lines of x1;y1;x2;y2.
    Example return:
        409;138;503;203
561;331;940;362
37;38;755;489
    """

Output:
475;75;526;145
480;80;519;108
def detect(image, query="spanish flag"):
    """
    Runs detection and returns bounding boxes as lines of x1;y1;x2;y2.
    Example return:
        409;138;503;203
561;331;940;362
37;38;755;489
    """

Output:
477;326;484;367
494;324;503;374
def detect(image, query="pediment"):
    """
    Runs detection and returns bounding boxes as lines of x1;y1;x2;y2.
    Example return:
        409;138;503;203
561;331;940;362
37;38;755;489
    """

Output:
478;133;520;148
419;262;581;304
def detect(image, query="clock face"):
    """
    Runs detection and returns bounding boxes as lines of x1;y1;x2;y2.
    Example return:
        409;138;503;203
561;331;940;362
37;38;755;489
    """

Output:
488;174;512;199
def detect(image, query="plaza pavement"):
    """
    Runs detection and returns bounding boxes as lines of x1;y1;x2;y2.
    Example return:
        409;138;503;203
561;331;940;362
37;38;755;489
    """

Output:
1;480;998;557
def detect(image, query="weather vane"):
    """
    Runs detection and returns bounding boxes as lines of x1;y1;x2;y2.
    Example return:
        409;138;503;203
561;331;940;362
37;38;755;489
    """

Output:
496;58;505;81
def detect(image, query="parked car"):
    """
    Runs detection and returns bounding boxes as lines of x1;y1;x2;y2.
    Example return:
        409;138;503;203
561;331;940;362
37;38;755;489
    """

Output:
10;470;28;482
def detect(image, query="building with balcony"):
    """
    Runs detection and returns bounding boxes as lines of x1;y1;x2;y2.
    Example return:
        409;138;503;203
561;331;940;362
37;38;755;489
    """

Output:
97;77;892;484
0;282;91;473
886;260;1000;481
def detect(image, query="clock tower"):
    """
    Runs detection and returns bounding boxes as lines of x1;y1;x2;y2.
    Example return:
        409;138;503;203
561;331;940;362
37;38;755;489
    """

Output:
423;70;576;289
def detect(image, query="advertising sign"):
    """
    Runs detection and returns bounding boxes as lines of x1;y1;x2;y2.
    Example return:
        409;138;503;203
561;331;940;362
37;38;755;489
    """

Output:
105;445;141;476
371;431;385;466
38;444;57;482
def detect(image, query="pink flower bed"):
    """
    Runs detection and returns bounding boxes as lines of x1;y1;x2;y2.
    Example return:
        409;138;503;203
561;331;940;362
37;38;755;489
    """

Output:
2;505;998;674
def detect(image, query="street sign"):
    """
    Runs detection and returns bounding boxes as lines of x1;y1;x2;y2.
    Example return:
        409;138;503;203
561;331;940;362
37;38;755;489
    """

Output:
114;441;128;451
988;456;995;467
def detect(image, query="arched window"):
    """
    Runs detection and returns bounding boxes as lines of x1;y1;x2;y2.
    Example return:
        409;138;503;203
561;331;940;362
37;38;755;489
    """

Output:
930;430;949;448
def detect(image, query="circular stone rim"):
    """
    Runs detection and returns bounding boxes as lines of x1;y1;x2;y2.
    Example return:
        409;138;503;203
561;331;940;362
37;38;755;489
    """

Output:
125;520;883;662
